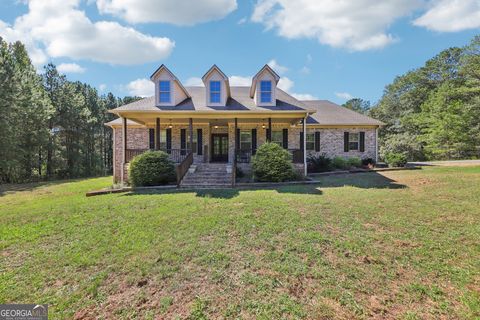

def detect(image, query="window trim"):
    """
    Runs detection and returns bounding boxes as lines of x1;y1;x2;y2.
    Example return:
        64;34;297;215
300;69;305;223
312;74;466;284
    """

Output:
349;132;360;151
209;80;221;104
239;130;252;151
306;132;315;151
159;81;171;103
260;80;272;103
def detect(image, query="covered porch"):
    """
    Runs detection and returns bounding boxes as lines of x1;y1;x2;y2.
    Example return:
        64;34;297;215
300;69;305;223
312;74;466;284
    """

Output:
115;111;310;185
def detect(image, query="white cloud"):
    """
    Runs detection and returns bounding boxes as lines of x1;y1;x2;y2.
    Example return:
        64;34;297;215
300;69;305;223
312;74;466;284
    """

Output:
413;0;480;32
0;0;174;66
126;78;154;97
291;93;317;100
335;92;353;100
267;59;288;74
57;63;85;73
96;0;237;25
251;0;420;51
229;75;252;86
185;77;204;86
277;76;294;92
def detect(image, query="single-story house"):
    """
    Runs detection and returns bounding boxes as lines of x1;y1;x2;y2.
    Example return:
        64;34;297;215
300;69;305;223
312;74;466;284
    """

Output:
106;64;383;186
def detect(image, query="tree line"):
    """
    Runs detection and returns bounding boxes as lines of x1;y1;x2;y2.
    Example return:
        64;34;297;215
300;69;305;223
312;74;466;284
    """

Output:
0;38;139;183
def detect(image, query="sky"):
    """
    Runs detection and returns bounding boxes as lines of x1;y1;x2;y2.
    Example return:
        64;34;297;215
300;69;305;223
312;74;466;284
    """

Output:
0;0;479;105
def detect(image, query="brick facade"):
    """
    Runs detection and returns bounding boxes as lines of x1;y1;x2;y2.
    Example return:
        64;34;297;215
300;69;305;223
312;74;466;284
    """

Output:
113;122;377;183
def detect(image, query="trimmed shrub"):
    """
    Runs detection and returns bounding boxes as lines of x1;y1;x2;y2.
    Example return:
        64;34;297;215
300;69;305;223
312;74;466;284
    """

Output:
129;151;176;186
347;157;362;168
307;153;332;172
362;157;376;168
384;152;408;167
332;156;348;170
252;143;295;182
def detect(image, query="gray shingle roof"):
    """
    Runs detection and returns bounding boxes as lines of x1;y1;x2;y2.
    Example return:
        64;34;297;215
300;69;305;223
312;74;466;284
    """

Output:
302;100;384;126
110;86;310;112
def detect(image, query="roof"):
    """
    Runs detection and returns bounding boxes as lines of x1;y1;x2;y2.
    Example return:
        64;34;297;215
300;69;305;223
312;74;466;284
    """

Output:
250;64;280;98
104;118;145;127
149;64;190;98
110;86;310;113
302;100;384;126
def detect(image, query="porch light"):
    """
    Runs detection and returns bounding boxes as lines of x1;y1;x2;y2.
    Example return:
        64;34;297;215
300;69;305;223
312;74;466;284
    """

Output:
262;124;266;129
168;119;173;129
214;125;219;129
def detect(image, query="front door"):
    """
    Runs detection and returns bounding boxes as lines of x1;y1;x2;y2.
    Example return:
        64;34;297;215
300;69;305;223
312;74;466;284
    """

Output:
211;134;228;162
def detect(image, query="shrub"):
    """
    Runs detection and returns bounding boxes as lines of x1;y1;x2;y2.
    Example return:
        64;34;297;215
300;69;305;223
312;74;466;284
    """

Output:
307;153;332;172
384;152;408;167
347;157;362;168
332;156;348;170
129;151;176;186
361;157;376;168
380;133;425;161
251;143;295;182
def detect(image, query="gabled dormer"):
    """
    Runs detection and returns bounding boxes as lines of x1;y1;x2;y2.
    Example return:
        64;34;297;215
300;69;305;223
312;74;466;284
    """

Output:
250;64;280;107
202;65;231;106
150;64;190;107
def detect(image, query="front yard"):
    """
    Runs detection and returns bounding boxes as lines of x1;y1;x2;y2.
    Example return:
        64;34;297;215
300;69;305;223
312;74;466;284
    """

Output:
0;166;479;319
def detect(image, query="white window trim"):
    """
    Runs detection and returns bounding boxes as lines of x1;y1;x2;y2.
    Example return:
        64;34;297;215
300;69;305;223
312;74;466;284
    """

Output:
349;132;360;151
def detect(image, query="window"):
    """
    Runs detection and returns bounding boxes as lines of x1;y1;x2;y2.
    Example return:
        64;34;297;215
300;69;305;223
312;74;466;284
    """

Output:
210;81;221;103
271;130;282;146
159;130;167;150
159;81;171;103
306;133;315;151
191;132;198;154
240;130;252;151
260;80;272;103
349;132;359;151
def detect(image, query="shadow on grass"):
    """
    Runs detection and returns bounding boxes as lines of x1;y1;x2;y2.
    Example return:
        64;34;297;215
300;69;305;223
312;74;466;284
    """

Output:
123;171;406;199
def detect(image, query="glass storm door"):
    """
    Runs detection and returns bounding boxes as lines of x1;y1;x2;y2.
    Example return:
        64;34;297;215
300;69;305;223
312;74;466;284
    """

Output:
211;134;228;162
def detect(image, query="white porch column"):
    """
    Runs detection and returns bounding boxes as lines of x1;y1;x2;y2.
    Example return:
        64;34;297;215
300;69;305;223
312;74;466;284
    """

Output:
121;116;127;184
303;116;307;177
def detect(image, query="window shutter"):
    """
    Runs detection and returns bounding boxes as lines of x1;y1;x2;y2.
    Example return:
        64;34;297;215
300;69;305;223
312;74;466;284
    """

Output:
282;129;288;149
166;128;172;152
359;131;365;152
344;132;349;152
197;129;203;155
180;129;186;155
252;129;257;154
315;131;320;152
266;128;271;142
300;132;304;151
149;129;155;149
236;128;240;150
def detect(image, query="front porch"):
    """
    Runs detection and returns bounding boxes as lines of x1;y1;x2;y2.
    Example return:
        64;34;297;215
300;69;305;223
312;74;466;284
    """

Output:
115;115;308;185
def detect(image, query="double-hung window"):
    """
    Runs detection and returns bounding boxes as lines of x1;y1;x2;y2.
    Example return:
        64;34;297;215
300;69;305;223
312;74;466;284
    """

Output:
210;81;221;103
271;130;283;146
240;130;252;151
306;133;315;151
159;81;171;103
260;80;272;103
349;133;359;151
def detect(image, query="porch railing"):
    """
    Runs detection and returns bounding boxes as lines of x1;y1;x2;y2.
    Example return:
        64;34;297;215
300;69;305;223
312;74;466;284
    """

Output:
176;151;193;187
235;148;304;164
125;148;190;163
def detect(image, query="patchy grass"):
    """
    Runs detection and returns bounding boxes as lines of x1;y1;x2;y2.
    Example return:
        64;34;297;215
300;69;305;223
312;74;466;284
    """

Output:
0;166;479;319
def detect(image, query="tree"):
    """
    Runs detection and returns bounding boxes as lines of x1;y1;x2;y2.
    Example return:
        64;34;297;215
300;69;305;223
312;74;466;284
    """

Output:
342;98;371;114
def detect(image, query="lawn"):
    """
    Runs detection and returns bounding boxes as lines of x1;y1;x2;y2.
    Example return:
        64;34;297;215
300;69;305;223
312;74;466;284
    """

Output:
0;166;479;319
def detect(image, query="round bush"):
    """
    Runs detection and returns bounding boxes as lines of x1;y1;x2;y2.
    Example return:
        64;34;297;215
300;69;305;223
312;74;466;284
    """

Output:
251;143;295;182
332;156;348;169
347;156;362;168
129;151;176;186
384;152;408;167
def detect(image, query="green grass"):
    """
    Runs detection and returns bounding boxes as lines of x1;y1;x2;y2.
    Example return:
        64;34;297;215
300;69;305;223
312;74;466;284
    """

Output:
1;166;479;319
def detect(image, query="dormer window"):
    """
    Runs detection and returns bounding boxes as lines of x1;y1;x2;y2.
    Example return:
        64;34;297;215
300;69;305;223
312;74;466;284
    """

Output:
260;80;272;103
159;81;171;103
210;81;221;103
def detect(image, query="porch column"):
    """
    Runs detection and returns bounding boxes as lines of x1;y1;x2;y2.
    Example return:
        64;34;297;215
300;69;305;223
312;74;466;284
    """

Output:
121;116;127;184
189;118;193;152
267;117;272;142
303;116;307;177
155;118;160;150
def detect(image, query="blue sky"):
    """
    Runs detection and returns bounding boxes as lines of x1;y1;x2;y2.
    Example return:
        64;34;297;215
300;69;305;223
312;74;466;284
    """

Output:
1;0;479;104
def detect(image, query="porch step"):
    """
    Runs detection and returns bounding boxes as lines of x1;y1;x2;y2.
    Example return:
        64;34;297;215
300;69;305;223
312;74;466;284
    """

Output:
180;163;232;188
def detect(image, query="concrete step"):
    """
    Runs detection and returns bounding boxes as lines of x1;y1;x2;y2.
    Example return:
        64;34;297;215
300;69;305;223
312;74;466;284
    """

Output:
180;163;232;187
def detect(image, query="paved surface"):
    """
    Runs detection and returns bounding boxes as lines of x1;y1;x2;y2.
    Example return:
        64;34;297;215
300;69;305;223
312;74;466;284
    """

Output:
408;160;480;167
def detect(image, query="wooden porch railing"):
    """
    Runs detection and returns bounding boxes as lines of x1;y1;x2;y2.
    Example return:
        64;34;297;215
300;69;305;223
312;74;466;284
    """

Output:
125;149;190;163
176;151;193;187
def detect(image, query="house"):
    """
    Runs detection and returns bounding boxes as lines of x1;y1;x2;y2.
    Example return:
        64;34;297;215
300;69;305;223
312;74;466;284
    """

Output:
106;64;383;186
